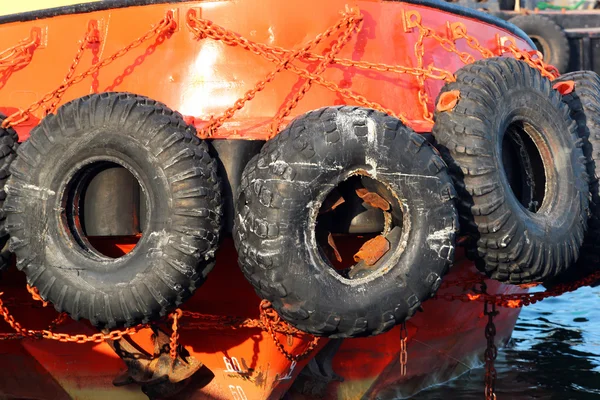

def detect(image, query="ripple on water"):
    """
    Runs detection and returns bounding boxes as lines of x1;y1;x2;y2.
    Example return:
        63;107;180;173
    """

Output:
411;286;600;400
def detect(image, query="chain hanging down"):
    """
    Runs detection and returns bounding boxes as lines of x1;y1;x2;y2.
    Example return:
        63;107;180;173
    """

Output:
400;322;408;376
484;300;499;400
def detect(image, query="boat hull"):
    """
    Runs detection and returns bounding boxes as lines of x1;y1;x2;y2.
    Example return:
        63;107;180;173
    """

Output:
0;241;524;400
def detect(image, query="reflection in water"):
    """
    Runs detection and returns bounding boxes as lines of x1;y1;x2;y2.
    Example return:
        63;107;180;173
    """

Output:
411;286;600;400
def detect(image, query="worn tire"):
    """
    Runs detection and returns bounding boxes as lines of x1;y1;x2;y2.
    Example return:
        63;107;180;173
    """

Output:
432;57;588;283
553;71;600;283
508;15;570;74
0;113;18;272
5;92;221;328
234;106;458;338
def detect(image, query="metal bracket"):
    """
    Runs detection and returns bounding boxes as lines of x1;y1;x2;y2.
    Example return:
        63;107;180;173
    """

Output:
401;9;422;33
30;27;47;49
496;34;515;55
446;21;467;42
107;326;205;398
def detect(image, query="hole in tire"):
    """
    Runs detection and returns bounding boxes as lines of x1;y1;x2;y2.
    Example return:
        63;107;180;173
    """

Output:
502;121;547;213
315;174;404;280
61;161;147;259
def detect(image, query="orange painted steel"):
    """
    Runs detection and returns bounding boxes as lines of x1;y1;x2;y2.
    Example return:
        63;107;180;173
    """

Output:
0;241;524;400
0;0;536;142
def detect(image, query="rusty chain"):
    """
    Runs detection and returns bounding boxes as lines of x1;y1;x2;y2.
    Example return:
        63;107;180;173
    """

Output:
484;300;498;400
259;300;321;363
170;309;182;364
1;12;177;129
1;7;558;136
270;11;364;135
435;270;600;308
26;284;49;307
0;29;40;77
400;322;408;376
45;22;101;115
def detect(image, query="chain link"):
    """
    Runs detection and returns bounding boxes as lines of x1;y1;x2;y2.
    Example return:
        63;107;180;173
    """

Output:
1;12;176;129
170;309;182;364
435;270;600;308
484;300;498;400
44;23;101;115
259;300;321;362
270;13;364;135
400;322;408;376
0;29;40;87
26;284;49;307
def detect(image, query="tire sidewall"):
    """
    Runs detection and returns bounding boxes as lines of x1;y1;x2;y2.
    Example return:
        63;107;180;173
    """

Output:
25;129;172;289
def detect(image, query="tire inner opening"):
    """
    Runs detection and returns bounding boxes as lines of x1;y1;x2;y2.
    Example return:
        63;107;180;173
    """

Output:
61;161;147;259
501;121;547;213
531;36;549;61
315;175;404;280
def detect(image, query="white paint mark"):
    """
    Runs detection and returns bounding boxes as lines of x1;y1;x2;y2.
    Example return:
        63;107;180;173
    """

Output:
268;27;275;44
365;119;378;176
379;172;440;180
20;184;55;196
426;227;455;260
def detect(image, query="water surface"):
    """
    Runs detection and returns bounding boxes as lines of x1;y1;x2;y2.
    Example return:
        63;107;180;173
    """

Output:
413;285;600;400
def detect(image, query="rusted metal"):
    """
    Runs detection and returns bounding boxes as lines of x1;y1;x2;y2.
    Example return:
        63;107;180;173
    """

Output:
327;233;343;263
553;80;575;95
353;235;390;266
399;322;408;376
107;326;203;397
484;300;499;400
436;89;461;112
355;187;390;211
320;189;345;214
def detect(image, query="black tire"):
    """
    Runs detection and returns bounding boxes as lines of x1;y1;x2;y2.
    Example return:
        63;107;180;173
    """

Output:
233;106;458;338
553;71;600;283
508;15;570;74
432;57;588;283
0;113;18;272
5;92;221;328
499;0;516;10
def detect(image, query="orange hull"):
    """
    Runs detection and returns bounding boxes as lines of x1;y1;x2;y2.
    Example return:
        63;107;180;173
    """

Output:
0;241;524;400
0;0;533;139
0;1;532;399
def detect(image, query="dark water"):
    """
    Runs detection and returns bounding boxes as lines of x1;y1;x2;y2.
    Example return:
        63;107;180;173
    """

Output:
413;285;600;400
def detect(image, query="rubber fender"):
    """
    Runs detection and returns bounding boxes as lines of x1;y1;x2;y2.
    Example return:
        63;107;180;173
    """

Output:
0;113;18;273
4;92;222;328
432;57;588;284
233;106;458;338
549;71;600;286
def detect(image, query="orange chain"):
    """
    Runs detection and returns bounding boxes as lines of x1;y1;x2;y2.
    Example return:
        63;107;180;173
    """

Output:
170;300;319;362
0;29;40;77
504;42;560;80
0;293;141;342
187;8;387;137
399;322;408;376
270;12;364;135
44;22;101;115
450;22;495;59
259;300;321;363
26;284;49;307
170;309;182;364
1;12;177;129
186;9;408;138
435;270;600;308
